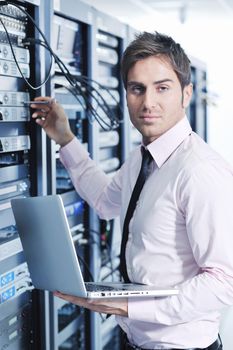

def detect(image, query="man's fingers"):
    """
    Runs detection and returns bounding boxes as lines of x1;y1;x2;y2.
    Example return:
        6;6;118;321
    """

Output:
53;292;87;305
34;96;53;102
53;292;104;310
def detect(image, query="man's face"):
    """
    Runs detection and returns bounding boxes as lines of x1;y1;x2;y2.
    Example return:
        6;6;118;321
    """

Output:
126;56;192;145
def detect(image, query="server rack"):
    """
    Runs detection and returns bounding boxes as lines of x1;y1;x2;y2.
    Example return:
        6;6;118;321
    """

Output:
0;1;45;349
88;8;127;350
42;2;129;349
42;0;93;349
124;25;142;152
188;56;207;140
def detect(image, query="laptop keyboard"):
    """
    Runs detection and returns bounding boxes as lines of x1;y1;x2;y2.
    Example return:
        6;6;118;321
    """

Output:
86;284;121;292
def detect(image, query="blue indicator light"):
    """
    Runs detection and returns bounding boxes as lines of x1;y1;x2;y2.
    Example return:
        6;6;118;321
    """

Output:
65;200;84;217
0;271;14;287
1;286;16;303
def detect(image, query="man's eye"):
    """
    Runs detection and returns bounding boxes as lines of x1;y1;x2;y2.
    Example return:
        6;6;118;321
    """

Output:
158;86;169;93
129;85;144;94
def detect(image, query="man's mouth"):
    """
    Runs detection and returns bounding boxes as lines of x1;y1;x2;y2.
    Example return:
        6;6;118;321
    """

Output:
140;115;161;120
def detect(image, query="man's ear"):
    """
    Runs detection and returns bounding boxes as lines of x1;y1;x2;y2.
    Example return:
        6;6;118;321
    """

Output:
182;83;193;109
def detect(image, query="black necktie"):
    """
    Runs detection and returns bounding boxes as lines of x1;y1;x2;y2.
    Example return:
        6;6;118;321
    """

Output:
120;147;153;282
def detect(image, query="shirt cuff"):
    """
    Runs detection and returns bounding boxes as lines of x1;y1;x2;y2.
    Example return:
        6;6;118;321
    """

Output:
59;137;89;169
128;297;156;323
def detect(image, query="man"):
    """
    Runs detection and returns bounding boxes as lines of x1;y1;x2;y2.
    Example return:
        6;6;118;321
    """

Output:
31;32;233;350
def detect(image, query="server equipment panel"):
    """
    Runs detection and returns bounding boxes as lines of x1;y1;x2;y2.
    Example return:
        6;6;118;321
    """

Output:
0;90;30;122
102;325;122;350
0;262;29;288
48;7;91;349
53;14;84;75
0;297;34;349
92;11;126;350
52;14;88;194
59;323;86;350
188;60;207;140
0;2;32;249
95;26;122;188
0;135;30;153
0;2;41;349
95;26;123;275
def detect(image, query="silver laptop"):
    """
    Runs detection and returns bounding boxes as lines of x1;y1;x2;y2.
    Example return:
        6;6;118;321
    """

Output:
11;195;179;299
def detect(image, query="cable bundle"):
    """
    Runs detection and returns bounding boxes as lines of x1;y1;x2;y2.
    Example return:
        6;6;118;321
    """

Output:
0;1;123;130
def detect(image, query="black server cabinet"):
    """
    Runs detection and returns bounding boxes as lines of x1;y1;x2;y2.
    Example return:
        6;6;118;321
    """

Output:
0;1;45;349
187;57;207;140
42;0;93;349
125;25;142;152
89;9;127;350
46;2;128;349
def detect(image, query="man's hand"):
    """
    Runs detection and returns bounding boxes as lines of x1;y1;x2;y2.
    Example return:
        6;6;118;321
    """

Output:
54;291;128;317
31;97;75;147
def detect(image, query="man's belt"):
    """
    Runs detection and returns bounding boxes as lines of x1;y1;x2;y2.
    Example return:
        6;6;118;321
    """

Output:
124;336;222;350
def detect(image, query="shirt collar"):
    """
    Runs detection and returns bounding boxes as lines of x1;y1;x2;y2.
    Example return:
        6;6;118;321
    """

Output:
145;116;192;168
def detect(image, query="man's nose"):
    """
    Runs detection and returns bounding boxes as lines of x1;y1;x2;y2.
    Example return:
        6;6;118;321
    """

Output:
142;89;157;110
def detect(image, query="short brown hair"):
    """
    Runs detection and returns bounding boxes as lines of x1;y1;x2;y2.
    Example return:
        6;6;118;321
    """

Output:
121;31;191;90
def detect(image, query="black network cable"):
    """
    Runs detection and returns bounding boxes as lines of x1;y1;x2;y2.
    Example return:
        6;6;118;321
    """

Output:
29;38;119;130
51;56;119;130
23;37;120;130
22;35;122;130
87;228;115;281
79;75;124;119
67;243;105;320
44;43;121;129
24;37;117;129
76;252;95;283
3;1;123;130
0;1;54;89
74;232;108;321
0;17;53;90
55;83;103;128
6;1;54;52
103;241;115;282
75;227;115;280
27;38;75;92
0;2;67;93
8;1;122;128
